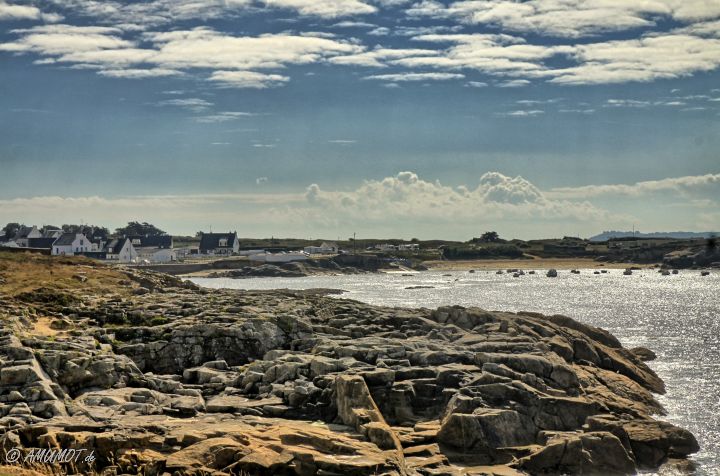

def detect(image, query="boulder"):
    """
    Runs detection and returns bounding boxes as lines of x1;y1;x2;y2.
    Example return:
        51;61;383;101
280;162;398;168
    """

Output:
518;431;635;475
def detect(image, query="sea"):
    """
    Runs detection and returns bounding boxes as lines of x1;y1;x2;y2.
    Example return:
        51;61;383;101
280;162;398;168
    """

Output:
191;269;720;474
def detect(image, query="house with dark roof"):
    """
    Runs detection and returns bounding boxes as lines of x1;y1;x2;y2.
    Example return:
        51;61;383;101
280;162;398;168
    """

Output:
128;235;173;249
199;232;239;255
27;237;58;250
13;226;42;247
103;238;138;263
42;229;63;240
52;233;92;256
127;235;175;263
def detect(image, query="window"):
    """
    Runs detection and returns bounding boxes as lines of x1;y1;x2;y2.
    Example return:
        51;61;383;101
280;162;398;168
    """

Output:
219;238;228;247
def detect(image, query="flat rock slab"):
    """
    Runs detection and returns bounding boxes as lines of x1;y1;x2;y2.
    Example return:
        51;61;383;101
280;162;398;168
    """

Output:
206;395;283;413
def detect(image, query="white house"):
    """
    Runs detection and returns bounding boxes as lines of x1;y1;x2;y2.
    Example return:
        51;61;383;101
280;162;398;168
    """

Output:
130;235;175;263
104;238;138;263
52;233;92;256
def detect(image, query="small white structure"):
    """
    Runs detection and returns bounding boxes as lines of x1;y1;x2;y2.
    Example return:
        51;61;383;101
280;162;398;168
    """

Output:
137;247;176;263
249;251;309;263
174;247;195;259
52;233;92;256
377;244;397;252
104;238;138;263
303;241;339;255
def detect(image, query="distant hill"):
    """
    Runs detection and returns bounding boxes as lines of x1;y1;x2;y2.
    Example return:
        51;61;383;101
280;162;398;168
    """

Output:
590;231;718;242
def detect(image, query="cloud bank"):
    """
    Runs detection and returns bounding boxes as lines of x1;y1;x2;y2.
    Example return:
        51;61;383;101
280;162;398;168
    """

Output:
2;171;716;239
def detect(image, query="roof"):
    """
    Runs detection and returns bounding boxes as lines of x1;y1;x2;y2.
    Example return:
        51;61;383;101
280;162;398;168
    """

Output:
129;235;173;248
104;238;131;254
199;232;237;251
27;238;57;249
54;233;82;246
13;226;35;239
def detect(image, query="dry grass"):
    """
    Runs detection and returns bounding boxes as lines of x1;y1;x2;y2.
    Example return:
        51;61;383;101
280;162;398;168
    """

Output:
0;252;133;299
31;316;60;337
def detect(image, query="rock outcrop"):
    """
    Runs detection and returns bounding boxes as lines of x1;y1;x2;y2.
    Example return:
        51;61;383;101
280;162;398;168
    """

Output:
0;254;699;475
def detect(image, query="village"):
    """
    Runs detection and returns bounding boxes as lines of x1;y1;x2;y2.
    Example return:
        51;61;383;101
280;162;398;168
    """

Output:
0;222;715;270
0;222;425;265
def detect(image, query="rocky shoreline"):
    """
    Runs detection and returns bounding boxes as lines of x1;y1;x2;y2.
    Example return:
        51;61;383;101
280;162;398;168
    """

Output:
0;254;699;475
203;260;373;279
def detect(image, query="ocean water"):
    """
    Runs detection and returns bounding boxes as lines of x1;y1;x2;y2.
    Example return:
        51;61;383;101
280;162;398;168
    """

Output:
191;269;720;474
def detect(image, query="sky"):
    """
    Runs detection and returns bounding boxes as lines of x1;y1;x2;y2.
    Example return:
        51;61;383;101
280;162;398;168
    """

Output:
0;0;718;240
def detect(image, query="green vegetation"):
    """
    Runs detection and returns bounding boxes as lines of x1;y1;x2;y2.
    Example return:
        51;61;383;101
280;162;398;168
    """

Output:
115;221;166;236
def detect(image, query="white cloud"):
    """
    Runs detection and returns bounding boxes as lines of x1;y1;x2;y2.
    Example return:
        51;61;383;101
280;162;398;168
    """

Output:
195;111;254;123
605;99;652;108
497;109;544;117
498;79;530;87
0;25;133;55
368;27;390;36
301;171;611;226
98;68;183;78
364;72;464;81
3;0;720;91
382;31;720;86
209;70;290;88
394;33;566;77
262;0;377;17
332;20;377;28
146;28;363;71
465;81;487;87
548;173;720;199
43;0;376;28
0;2;62;22
1;26;363;87
545;34;720;85
156;98;214;112
328;46;439;68
408;0;720;38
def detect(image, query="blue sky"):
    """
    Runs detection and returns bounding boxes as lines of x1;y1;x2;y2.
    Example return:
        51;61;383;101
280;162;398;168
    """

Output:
0;0;718;239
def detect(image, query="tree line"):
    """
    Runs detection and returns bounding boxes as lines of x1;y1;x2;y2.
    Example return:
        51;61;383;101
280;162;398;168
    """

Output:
1;221;166;241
